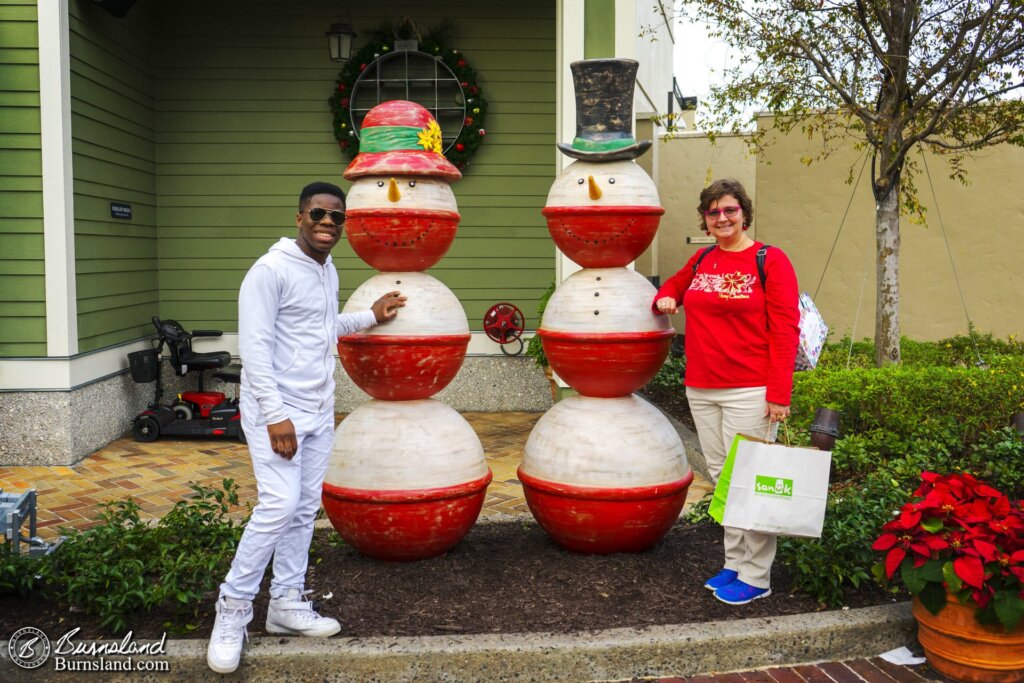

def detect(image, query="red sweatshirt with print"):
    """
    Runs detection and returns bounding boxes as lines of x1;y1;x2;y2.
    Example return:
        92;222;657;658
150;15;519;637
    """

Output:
653;242;801;405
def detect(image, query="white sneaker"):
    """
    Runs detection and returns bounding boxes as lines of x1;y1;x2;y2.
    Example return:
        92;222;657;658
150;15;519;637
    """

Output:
265;588;341;637
207;596;253;674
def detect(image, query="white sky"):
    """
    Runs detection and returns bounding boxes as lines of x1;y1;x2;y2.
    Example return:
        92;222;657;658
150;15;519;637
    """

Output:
672;17;733;101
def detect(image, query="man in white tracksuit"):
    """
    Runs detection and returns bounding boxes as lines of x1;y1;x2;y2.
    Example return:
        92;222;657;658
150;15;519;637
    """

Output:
207;181;405;674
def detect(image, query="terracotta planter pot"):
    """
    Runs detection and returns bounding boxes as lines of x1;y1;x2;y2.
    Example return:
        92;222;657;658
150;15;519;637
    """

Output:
913;596;1024;683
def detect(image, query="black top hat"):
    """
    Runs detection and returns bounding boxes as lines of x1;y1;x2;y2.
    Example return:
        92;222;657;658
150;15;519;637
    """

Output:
556;58;653;162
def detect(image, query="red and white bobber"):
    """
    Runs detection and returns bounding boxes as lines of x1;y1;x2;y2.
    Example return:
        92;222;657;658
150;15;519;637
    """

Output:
343;100;462;272
541;159;663;268
539;267;673;398
522;58;688;553
325;99;488;561
338;271;470;401
323;399;492;561
519;394;692;554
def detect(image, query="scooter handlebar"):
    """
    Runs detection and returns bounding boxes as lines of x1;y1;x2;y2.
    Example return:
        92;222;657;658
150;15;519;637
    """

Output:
191;329;223;338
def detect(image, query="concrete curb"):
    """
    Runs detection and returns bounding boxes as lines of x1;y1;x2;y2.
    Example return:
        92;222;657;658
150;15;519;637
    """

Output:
4;603;916;682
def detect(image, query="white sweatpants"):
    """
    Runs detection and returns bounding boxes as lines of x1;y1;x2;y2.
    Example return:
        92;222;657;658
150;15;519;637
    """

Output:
219;398;334;601
686;386;779;589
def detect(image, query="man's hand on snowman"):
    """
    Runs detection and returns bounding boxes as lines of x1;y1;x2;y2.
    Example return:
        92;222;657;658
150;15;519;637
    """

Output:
372;291;407;322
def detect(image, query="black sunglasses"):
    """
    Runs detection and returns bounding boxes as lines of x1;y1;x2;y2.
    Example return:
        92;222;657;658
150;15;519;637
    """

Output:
302;207;346;224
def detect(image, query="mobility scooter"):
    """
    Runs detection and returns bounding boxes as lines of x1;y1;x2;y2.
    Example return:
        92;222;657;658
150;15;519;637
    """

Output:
128;316;245;443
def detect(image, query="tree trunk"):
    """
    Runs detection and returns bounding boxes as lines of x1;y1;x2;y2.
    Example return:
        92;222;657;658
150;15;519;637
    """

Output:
874;181;901;366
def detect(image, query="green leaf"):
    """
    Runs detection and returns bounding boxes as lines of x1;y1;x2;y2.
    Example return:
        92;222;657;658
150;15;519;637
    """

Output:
919;560;944;582
920;518;944;533
941;561;962;594
993;590;1024;631
918;582;948;616
901;562;927;594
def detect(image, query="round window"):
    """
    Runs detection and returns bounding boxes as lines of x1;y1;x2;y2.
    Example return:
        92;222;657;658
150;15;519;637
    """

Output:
349;51;466;154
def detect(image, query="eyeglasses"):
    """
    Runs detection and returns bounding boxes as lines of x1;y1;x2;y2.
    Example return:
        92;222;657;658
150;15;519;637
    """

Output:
703;206;742;219
302;207;346;224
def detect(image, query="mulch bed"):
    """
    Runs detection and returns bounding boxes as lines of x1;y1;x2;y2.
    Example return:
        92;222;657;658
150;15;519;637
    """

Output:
0;520;899;641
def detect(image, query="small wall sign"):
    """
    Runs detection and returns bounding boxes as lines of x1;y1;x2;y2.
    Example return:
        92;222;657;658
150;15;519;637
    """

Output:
110;202;132;219
686;235;716;244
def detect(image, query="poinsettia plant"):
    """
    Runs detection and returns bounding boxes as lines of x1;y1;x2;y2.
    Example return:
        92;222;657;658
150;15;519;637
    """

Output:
872;471;1024;631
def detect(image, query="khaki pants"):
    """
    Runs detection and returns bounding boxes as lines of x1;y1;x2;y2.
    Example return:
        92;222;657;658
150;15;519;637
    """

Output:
686;386;778;589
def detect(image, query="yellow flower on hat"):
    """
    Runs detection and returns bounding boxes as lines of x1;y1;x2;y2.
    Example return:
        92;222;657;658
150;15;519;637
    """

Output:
417;119;443;155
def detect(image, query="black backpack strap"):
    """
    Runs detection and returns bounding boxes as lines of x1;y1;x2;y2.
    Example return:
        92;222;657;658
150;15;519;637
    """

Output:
691;245;717;276
756;245;770;289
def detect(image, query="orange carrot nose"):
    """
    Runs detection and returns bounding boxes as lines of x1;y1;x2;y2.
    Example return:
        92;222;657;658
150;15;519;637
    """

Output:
588;175;602;201
388;177;401;203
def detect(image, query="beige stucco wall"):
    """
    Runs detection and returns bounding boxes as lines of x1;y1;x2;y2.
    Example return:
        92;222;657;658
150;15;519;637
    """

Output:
653;130;756;332
755;115;1023;341
655;117;1024;341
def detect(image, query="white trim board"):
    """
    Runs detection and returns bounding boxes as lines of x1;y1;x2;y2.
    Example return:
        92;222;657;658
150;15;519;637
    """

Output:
37;0;78;356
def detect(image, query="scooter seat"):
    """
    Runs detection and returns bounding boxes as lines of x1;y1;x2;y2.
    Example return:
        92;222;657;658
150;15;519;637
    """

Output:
213;364;242;384
176;350;231;372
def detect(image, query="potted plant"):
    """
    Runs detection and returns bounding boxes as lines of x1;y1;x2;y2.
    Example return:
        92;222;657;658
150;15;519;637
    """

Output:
872;471;1024;683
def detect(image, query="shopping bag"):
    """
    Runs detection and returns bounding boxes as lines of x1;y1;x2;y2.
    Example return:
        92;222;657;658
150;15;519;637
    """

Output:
720;435;832;537
708;433;745;524
795;292;828;371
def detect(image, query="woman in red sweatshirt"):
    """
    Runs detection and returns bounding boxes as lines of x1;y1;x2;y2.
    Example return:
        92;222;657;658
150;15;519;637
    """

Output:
653;178;800;605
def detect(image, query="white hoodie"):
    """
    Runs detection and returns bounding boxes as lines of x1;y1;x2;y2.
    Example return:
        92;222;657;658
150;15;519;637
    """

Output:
238;237;376;425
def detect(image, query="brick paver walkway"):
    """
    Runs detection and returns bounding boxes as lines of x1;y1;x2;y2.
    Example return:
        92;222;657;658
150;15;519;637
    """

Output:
0;411;714;538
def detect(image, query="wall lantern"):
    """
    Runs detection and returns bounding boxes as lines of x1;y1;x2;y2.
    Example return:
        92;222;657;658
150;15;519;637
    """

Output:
326;22;357;63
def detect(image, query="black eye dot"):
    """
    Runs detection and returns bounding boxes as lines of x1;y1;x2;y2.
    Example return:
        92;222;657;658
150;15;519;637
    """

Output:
577;178;585;185
395;280;401;285
408;181;416;187
608;178;615;184
377;181;385;187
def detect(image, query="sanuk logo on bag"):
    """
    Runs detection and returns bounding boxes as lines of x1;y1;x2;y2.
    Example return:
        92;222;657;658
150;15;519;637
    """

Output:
754;475;793;497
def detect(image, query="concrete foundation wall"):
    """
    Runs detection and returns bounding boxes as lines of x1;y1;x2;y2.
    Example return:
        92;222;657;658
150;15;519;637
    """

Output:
0;356;552;466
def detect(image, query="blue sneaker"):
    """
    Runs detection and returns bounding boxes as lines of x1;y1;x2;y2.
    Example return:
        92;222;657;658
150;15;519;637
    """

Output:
703;569;739;591
714;579;771;605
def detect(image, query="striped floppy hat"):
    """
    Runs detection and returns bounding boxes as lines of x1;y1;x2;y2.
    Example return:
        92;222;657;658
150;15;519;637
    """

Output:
343;100;462;181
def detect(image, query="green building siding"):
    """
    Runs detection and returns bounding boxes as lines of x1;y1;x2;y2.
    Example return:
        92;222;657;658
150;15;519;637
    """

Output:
69;0;158;352
154;0;557;332
5;0;556;359
0;0;45;356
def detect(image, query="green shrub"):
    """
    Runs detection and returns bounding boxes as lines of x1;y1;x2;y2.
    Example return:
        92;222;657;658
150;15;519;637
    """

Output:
525;281;556;369
780;473;908;606
38;479;247;633
818;331;1024;370
0;544;43;597
790;356;1024;442
647;353;686;393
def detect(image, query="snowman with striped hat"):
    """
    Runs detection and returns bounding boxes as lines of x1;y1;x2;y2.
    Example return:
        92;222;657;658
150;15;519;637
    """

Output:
343;100;463;272
324;100;492;562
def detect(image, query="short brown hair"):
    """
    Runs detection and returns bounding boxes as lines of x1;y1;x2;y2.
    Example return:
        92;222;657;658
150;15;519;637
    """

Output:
697;178;753;230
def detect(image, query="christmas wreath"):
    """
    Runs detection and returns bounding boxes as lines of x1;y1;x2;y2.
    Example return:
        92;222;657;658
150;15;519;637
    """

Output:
328;32;488;171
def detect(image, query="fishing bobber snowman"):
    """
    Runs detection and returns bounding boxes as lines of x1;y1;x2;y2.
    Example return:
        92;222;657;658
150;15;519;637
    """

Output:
321;100;491;561
519;59;693;554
